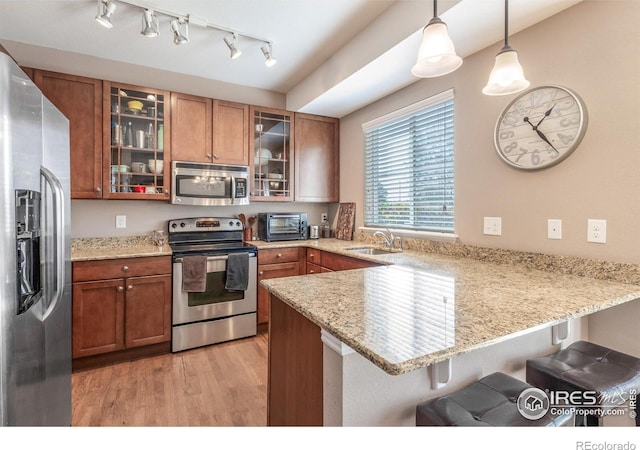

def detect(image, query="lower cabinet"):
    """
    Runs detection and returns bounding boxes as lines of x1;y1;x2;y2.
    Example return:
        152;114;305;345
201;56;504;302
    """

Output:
306;248;381;273
72;256;171;359
257;247;303;325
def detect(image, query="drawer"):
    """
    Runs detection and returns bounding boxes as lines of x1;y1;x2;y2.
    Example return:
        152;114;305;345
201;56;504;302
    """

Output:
73;256;172;282
321;252;381;271
258;262;300;279
306;248;322;266
258;247;300;265
306;262;322;275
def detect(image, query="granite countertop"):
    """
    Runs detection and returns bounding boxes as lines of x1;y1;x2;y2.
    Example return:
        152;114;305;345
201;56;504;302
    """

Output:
259;239;640;376
71;236;172;261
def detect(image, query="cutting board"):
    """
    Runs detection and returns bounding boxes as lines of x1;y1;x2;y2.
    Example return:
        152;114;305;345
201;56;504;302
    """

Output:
335;203;356;240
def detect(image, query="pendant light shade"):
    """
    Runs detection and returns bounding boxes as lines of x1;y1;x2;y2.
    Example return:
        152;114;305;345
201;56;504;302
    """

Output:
482;0;529;96
411;1;462;78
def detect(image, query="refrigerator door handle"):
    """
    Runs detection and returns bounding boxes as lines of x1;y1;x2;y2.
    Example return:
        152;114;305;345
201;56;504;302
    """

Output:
39;166;65;321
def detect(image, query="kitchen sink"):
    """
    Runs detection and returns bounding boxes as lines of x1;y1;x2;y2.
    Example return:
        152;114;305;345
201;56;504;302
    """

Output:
346;247;394;255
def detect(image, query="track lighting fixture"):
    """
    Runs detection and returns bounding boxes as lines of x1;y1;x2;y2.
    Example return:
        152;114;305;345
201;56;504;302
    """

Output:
95;0;276;66
412;0;462;78
95;0;117;29
224;33;242;60
482;0;530;96
261;43;277;67
170;19;189;45
141;9;159;37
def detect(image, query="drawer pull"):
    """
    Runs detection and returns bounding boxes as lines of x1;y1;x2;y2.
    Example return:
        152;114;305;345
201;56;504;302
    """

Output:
309;270;315;274
259;271;264;276
277;253;282;258
117;286;124;292
95;187;102;193
309;253;315;258
122;265;129;272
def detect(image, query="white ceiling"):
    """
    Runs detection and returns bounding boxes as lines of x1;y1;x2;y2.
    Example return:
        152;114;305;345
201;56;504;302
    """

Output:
0;0;581;117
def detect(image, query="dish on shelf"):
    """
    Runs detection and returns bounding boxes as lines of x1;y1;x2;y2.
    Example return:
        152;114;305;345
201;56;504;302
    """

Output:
267;173;283;180
254;148;272;167
111;164;130;173
127;100;143;111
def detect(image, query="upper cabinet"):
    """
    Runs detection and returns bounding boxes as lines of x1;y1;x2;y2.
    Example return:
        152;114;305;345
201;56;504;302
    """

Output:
104;82;170;200
170;92;212;163
250;106;294;201
33;70;103;199
171;94;249;165
213;100;249;165
294;113;339;203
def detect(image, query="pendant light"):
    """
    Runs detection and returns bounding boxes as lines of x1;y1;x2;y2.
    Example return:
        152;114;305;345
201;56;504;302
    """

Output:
482;0;530;96
411;0;462;78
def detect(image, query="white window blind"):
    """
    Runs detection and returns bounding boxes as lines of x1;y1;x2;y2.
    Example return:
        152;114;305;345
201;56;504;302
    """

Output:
363;90;455;233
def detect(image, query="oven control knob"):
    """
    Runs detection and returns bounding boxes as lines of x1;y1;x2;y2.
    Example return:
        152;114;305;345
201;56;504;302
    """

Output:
171;223;177;229
180;222;186;228
236;221;241;227
229;221;234;226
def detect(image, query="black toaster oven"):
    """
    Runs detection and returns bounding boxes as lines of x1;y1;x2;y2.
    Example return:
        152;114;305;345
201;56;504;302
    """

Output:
257;212;308;242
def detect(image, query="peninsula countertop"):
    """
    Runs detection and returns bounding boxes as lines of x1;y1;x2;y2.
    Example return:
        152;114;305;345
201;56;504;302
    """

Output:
258;239;640;375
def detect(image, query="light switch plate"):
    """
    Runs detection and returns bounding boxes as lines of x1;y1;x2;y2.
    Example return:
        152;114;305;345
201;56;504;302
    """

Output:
483;217;502;236
548;219;562;239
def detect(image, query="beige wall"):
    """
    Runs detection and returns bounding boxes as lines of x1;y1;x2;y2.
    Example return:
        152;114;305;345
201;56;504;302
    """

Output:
341;1;640;265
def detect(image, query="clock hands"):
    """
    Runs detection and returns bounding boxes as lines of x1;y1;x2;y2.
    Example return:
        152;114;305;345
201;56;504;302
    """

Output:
523;104;559;154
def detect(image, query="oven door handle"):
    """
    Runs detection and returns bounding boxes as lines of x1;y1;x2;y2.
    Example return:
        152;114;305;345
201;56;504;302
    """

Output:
174;253;256;263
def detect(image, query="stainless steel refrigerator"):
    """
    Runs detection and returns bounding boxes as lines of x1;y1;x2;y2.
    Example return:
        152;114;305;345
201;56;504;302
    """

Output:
0;46;71;426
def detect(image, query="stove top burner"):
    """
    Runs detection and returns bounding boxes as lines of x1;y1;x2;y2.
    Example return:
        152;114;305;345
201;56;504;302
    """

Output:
168;217;256;258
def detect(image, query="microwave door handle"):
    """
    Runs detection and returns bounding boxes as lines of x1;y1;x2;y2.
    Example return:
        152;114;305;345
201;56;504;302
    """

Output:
230;175;236;205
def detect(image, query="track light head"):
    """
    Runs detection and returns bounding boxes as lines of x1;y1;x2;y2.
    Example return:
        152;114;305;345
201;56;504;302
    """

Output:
224;34;242;60
170;19;189;45
261;43;277;67
95;0;116;29
141;9;159;37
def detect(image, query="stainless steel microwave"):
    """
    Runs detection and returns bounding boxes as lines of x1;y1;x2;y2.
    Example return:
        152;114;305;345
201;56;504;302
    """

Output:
171;161;249;206
258;213;308;242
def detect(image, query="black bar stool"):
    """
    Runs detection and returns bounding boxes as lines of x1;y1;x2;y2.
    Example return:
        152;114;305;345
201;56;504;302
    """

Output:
526;340;640;426
416;372;572;426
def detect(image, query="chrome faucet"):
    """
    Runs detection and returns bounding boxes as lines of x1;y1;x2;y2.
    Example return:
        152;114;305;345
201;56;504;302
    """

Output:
373;229;395;249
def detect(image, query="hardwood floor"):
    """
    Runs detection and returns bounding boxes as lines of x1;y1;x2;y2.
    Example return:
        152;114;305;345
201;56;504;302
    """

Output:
71;332;268;426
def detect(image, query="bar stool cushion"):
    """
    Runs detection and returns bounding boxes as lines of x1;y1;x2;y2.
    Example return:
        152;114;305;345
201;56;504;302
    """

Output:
526;340;640;424
416;372;571;426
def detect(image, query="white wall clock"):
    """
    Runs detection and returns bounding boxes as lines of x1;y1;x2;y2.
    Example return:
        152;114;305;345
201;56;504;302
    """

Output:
494;85;588;170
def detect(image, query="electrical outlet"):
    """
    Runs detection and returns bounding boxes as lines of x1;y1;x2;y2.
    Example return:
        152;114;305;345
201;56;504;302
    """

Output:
115;215;126;229
321;213;328;222
548;219;562;240
483;217;502;236
587;219;606;244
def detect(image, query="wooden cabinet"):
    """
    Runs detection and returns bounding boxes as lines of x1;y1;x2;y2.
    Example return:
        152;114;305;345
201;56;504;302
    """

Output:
171;95;249;165
170;92;212;163
268;295;323;426
213;100;249;165
33;70;103;199
257;247;303;325
72;256;171;359
103;81;170;200
306;248;380;273
250;106;294;201
294;113;339;202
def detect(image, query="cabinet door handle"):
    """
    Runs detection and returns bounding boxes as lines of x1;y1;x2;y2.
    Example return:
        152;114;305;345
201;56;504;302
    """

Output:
117;286;124;292
127;284;133;291
95;187;102;193
122;265;129;272
213;154;220;160
206;153;212;158
259;271;264;276
309;270;315;274
309;253;315;259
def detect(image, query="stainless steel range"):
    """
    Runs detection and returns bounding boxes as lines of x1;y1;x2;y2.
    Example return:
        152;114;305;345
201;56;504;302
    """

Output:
169;217;257;352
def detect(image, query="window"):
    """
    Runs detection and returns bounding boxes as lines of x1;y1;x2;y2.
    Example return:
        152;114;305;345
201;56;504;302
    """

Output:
363;89;454;233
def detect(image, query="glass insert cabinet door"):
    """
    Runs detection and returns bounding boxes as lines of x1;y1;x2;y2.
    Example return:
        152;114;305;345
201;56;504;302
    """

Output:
250;107;294;201
104;82;170;199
